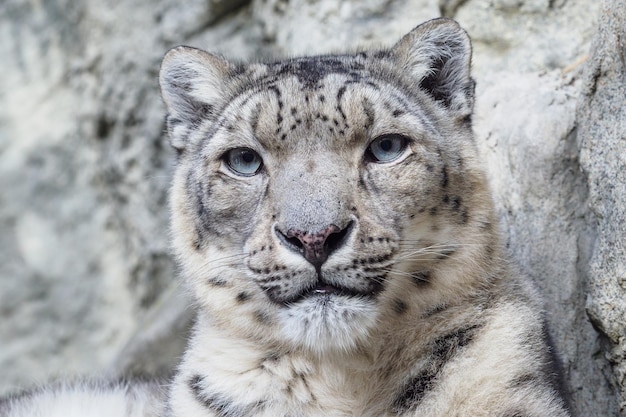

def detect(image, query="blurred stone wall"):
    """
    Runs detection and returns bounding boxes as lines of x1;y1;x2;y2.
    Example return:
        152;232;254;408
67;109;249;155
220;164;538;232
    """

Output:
0;0;624;415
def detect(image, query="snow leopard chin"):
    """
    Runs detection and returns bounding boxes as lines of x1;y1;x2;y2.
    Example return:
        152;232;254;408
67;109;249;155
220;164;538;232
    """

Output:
276;294;379;354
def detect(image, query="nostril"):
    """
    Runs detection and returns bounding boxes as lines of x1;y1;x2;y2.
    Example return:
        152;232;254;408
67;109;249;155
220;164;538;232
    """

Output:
325;221;353;255
275;228;305;253
286;234;305;251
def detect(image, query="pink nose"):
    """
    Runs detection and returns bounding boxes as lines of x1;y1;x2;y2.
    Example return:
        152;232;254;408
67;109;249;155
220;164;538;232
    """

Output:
279;222;352;267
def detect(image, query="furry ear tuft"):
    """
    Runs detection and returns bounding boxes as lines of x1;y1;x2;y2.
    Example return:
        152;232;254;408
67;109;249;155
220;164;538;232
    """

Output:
159;46;234;150
392;18;474;120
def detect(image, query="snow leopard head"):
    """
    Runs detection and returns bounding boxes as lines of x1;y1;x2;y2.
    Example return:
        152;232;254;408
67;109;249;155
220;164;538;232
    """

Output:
159;18;495;353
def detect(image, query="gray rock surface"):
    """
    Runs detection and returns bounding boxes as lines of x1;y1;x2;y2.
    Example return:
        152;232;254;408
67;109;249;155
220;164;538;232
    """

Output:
577;0;626;413
474;70;616;417
0;0;624;415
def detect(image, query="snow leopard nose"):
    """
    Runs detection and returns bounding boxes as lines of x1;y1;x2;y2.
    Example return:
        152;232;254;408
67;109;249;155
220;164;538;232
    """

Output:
276;222;354;268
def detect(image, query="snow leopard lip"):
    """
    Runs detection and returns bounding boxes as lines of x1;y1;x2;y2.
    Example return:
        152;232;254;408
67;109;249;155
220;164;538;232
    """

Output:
278;280;382;306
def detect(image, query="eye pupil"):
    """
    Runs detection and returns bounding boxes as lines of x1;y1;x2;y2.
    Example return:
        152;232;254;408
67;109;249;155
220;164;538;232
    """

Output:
380;139;393;152
242;152;255;163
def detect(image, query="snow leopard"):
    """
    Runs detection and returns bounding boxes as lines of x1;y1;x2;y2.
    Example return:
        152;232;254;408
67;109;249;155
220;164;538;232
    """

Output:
1;18;570;417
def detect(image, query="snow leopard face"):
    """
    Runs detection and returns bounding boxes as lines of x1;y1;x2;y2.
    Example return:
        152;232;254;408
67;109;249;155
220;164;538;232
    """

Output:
160;19;493;353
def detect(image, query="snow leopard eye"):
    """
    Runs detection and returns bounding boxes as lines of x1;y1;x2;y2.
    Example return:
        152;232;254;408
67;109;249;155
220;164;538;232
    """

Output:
367;134;409;163
225;148;263;176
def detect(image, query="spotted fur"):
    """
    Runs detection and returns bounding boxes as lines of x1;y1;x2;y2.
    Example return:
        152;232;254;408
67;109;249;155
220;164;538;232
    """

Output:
2;18;570;417
158;18;570;417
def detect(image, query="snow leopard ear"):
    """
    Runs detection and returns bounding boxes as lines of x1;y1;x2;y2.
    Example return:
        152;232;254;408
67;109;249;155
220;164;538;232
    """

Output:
392;18;474;121
159;46;235;151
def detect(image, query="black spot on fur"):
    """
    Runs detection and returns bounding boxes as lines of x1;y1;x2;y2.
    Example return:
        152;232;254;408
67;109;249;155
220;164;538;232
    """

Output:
393;323;482;412
188;172;213;248
373;50;390;59
441;165;449;188
431;324;481;361
412;271;431;286
274;57;365;89
236;292;251;303
393;299;408;315
451;196;462;211
264;352;280;363
188;375;235;417
336;86;347;120
249;104;262;135
361;98;375;130
208;278;227;287
337;85;347;103
297;373;317;402
254;310;272;325
267;85;283;125
392;369;437;412
460;208;469;224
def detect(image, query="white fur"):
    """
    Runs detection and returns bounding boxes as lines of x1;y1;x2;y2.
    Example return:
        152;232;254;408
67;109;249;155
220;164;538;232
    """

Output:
276;295;380;354
2;381;165;417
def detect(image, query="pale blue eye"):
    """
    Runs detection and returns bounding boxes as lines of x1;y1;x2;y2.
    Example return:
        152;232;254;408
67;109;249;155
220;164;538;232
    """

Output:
225;148;262;176
368;134;408;163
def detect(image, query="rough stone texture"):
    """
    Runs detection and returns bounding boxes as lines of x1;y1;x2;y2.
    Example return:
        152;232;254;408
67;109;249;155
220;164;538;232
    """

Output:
0;0;624;415
577;0;626;413
473;70;614;417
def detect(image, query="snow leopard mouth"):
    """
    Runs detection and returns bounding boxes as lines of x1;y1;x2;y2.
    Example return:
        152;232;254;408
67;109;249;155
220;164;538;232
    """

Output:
280;280;382;306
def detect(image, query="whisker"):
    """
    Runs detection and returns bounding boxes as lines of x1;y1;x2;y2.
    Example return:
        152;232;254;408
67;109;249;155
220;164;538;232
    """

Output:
393;241;476;263
394;250;453;262
379;268;430;283
397;241;482;247
202;252;249;266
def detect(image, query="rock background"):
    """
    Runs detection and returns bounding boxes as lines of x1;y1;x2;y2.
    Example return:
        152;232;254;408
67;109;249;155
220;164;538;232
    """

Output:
0;0;624;415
